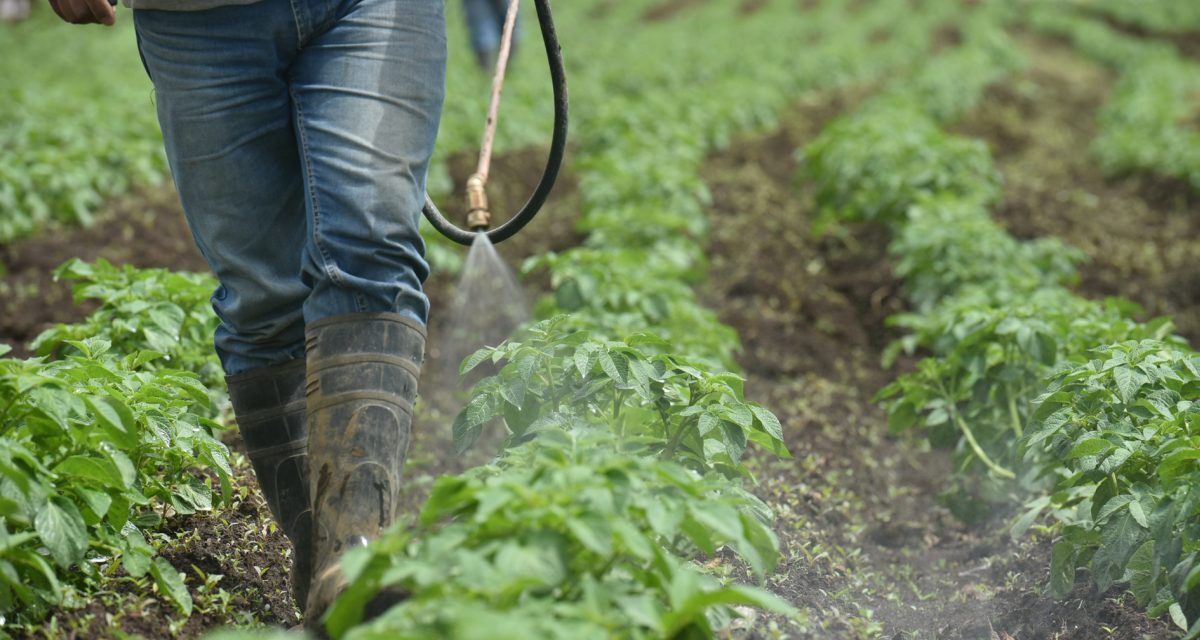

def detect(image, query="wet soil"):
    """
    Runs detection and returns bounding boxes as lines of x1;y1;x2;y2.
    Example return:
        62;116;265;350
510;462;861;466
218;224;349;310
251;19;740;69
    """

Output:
701;83;1178;637
954;33;1200;344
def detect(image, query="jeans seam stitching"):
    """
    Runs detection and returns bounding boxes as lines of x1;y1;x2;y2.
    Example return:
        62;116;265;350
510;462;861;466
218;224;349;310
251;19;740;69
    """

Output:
290;85;344;291
287;0;304;44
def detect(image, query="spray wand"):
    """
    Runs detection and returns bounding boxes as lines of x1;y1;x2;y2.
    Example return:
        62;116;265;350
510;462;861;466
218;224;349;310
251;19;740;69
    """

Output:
422;0;568;246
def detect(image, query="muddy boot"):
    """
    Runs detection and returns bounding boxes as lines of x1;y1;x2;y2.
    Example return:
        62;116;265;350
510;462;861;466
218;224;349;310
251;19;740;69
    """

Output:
303;313;424;628
225;359;314;613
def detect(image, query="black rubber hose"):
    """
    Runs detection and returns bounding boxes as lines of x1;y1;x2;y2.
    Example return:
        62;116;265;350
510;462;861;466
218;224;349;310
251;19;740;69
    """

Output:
422;0;569;246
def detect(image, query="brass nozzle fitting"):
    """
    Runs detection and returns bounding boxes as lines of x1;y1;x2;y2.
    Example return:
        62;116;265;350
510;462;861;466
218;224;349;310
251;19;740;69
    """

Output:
466;173;491;231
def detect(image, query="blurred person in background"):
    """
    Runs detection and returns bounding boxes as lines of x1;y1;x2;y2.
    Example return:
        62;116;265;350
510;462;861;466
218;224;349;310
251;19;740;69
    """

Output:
464;0;520;70
47;0;446;630
1;0;31;22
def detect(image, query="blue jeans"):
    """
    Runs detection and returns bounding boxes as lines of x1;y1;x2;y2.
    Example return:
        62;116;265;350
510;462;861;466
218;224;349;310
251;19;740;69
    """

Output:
134;0;447;376
463;0;520;57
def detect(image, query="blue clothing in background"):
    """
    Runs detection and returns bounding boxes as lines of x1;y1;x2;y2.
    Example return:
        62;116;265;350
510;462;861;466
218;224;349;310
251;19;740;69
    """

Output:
134;0;447;376
464;0;521;59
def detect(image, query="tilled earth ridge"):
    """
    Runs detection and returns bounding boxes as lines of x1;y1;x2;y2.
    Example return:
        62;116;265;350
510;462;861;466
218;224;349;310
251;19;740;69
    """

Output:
701;85;1178;638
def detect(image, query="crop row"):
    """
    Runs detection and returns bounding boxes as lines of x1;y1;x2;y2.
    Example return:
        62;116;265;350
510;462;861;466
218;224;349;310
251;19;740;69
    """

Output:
801;4;1200;635
215;0;983;637
0;260;228;622
0;0;984;634
0;18;168;244
1029;5;1200;193
1082;0;1200;34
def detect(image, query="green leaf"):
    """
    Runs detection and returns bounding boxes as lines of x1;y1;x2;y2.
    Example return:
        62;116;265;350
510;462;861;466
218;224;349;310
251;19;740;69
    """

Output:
122;529;153;578
34;497;88;569
1114;366;1143;404
1049;541;1077;598
1068;437;1112;459
454;394;497;454
103;446;137;489
74;488;112;522
85;395;137;445
610;518;653;561
460;348;493;377
750;405;785;443
573;343;598;378
662;582;798;636
1127;540;1157;607
53;455;124;489
1170;602;1188;631
1093;512;1141;590
887;401;918;433
598;350;627;385
1158;448;1200;484
171;477;213;513
565;515;612;557
149;556;192;615
1129;500;1149;528
1010;496;1049;541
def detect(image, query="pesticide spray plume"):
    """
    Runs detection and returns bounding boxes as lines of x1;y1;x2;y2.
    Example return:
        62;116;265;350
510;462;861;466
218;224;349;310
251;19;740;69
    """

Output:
431;234;530;404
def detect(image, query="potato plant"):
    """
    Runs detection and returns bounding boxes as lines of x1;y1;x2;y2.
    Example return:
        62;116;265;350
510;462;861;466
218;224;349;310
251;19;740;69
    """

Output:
31;258;224;391
798;3;1200;632
453;318;788;475
0;337;230;620
1029;5;1200;192
0;16;168;244
1084;0;1200;35
322;427;792;639
1027;341;1200;636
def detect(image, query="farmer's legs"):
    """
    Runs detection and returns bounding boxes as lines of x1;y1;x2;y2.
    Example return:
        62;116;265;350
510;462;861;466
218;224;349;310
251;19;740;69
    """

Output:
134;5;309;376
463;0;502;59
463;0;519;68
133;1;317;610
289;0;445;622
290;0;446;328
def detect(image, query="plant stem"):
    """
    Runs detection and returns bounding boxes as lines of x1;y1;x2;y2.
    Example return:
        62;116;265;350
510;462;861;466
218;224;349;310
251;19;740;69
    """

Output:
955;415;1015;479
1007;392;1023;439
663;417;690;458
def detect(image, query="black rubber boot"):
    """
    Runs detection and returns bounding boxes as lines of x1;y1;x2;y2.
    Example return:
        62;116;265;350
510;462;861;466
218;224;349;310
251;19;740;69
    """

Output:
225;358;314;613
302;313;424;627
